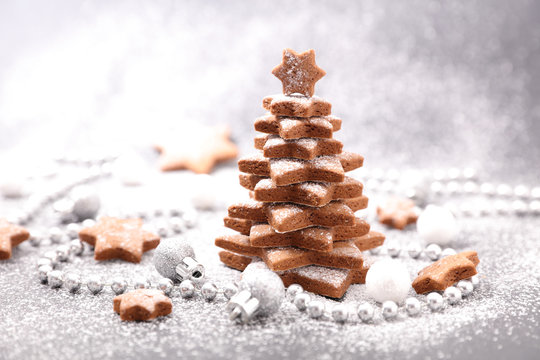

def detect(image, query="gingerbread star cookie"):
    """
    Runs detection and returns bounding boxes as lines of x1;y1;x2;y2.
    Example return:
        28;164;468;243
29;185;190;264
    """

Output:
254;114;341;139
377;197;419;230
114;289;172;321
272;48;326;97
79;217;160;263
154;125;238;173
0;219;30;260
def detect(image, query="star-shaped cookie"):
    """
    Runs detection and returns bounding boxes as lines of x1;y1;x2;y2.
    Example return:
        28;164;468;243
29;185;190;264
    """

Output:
377;197;419;230
272;49;326;97
79;217;160;263
114;289;172;321
154;125;238;173
0;219;30;260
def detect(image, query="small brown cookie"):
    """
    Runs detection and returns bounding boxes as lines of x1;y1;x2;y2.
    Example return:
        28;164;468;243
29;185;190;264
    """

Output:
353;231;386;251
113;289;172;321
223;216;253;235
377;197;419;230
271;48;326;97
228;199;367;233
249;219;371;252
238;152;363;186
250;177;363;207
0;219;30;260
215;234;363;271
218;251;372;298
79;217;160;263
254;114;341;139
412;251;480;294
154;125;238;173
254;134;343;160
263;95;331;117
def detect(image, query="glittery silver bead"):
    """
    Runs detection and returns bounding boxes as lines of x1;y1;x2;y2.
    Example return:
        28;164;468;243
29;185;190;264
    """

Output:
201;282;218;301
293;293;310;311
49;227;64;244
133;277;151;289
441;248;457;258
69;239;84;256
470;275;480;288
111;278;128;295
37;257;52;268
357;302;374;322
157;278;174;296
66;223;81;239
480;183;496;196
427;292;444;311
425;244;442;261
381;301;398;320
307;300;325;319
43;250;59;267
56;245;70;262
223;283;238;300
405;297;421;316
457;280;474;297
169;216;185;233
286;284;304;301
47;270;64;288
87;275;104;294
179;279;195;298
38;265;53;283
386;241;401;258
64;273;81;293
331;304;348;322
407;243;422;259
444;286;462;305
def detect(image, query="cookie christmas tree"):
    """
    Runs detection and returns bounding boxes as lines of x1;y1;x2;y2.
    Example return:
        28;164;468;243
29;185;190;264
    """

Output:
216;49;385;298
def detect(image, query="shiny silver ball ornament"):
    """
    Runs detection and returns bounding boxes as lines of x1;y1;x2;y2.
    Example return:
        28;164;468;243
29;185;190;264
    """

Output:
180;279;195;298
286;284;304;301
223;283;238;300
87;275;104;294
69;239;84;256
153;238;205;283
331;304;348;323
407;243;422;259
47;270;64;288
38;265;53;283
405;297;421;316
470;275;480;288
427;292;444;311
71;186;101;220
357;302;374;322
111;278;128;295
425;244;442;261
457;280;474;296
201;282;218;301
157;278;174;296
381;301;398;320
56;245;70;262
444;286;462;305
227;262;285;323
293;293;310;311
133;277;151;289
386;241;401;258
307;300;325;319
64;273;81;293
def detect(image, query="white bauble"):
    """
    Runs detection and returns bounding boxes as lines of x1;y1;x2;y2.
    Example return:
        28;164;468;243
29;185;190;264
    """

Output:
366;259;411;303
417;205;459;245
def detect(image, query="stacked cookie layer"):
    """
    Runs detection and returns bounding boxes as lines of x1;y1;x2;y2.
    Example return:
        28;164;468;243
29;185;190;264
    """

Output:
216;94;385;298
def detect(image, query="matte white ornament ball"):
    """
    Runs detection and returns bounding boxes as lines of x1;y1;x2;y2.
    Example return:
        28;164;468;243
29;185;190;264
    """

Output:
239;262;285;317
417;205;459;245
366;259;411;303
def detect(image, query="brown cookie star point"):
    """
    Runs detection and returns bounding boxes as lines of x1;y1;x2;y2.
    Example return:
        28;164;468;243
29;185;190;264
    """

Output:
272;48;326;97
377;197;419;230
0;219;30;260
114;289;172;321
79;217;160;263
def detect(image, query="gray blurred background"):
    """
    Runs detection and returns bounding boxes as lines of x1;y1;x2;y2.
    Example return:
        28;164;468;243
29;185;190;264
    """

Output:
1;0;539;182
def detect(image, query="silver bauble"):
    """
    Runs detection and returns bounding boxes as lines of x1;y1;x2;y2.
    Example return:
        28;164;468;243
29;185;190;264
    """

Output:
153;238;197;281
239;262;285;317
